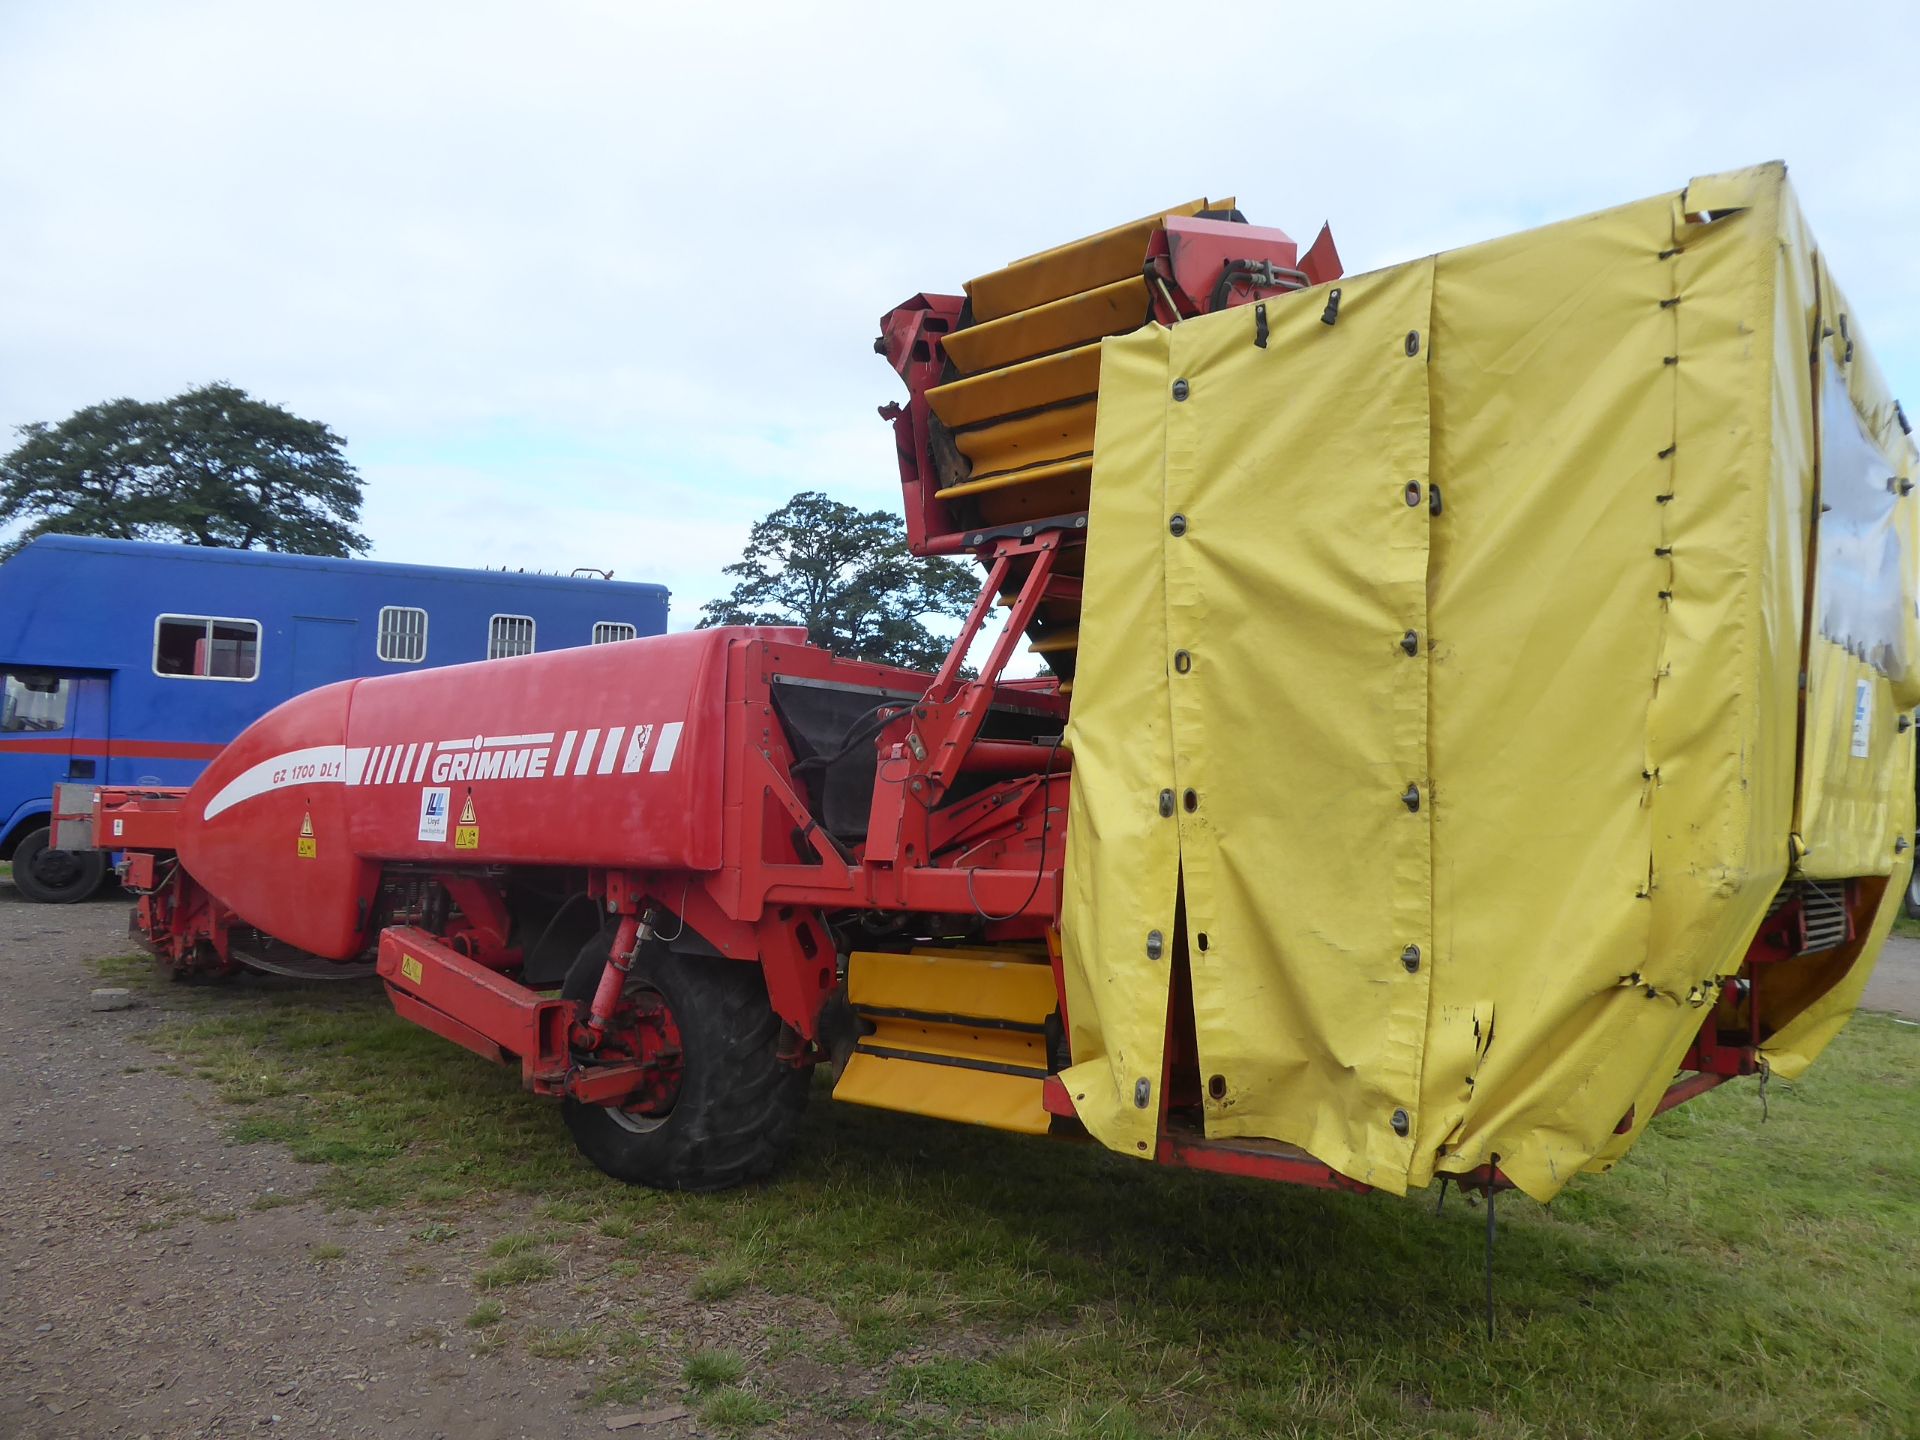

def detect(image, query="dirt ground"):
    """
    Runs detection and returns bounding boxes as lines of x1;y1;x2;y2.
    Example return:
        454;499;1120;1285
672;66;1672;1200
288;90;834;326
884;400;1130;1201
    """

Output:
3;884;1917;1440
0;886;723;1440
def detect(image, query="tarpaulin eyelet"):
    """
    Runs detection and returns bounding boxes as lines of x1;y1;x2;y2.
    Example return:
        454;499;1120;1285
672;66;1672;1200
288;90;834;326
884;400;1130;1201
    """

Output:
1404;482;1422;508
1182;789;1198;813
1401;944;1421;973
1169;514;1188;537
1405;330;1421;356
1145;930;1164;960
1391;1108;1411;1136
1173;649;1192;674
1134;1078;1152;1108
1171;378;1190;401
1158;789;1175;817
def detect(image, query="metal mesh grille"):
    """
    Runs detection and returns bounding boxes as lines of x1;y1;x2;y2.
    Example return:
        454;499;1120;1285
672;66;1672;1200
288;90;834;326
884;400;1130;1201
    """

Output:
377;606;427;663
1799;881;1849;953
488;614;535;659
591;622;637;645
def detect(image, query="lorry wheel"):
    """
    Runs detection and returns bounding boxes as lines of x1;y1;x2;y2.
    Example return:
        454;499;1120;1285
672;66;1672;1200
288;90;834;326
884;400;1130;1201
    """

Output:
9;825;108;904
1906;864;1920;922
560;931;809;1191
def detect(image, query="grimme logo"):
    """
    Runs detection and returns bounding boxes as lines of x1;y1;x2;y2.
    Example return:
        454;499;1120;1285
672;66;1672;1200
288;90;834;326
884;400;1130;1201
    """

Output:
351;722;685;788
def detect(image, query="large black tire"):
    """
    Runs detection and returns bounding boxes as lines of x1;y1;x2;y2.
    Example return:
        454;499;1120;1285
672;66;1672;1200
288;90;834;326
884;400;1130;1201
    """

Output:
9;825;107;904
560;930;809;1191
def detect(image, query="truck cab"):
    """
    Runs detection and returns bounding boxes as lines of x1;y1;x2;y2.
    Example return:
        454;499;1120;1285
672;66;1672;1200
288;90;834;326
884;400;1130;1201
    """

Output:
0;667;111;900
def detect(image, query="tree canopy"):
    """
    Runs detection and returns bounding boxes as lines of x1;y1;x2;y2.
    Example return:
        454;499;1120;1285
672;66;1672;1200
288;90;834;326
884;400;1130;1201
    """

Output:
0;382;368;559
698;491;978;670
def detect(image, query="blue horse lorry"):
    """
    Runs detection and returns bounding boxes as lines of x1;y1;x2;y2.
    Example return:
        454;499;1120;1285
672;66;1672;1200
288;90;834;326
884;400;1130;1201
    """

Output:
0;535;670;902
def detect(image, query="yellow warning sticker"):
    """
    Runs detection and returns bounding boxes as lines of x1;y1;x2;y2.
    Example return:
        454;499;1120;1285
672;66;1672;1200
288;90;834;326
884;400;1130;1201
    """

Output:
400;954;424;985
454;793;479;850
297;809;317;859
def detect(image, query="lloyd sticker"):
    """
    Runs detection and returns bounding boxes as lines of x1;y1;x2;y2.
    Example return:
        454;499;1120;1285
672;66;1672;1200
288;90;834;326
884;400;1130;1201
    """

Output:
418;786;450;842
454;793;479;850
296;809;317;859
1851;679;1873;759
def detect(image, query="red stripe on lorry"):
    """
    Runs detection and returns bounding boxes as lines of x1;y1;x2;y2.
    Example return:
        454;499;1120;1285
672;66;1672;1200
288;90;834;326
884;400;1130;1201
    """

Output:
0;737;226;761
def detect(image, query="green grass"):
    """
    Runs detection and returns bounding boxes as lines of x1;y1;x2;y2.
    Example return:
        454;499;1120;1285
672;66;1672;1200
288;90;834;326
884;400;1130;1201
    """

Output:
683;1348;746;1392
527;1324;601;1359
691;1256;754;1302
1891;913;1920;940
701;1386;783;1430
466;1299;505;1329
475;1250;556;1289
112;956;1920;1439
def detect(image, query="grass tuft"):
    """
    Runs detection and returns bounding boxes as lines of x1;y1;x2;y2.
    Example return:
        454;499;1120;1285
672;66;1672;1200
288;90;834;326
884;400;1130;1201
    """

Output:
700;1387;782;1431
682;1348;746;1392
475;1250;556;1290
691;1256;753;1302
526;1324;600;1359
465;1299;504;1329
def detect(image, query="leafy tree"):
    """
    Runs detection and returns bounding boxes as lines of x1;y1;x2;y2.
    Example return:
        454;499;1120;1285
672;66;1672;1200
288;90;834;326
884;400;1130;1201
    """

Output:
0;382;368;558
699;491;978;669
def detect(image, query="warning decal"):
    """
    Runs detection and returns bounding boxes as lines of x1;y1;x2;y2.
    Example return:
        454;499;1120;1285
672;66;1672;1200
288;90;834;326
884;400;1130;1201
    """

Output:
454;793;479;850
297;809;317;859
1850;678;1873;759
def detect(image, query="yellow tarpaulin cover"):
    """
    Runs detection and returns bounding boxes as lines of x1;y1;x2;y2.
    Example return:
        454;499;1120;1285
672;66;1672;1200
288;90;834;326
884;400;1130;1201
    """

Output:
1060;163;1919;1200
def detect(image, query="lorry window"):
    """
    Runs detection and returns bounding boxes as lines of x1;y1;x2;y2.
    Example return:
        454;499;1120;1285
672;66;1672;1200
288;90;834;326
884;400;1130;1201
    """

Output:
591;622;636;645
378;605;429;663
0;671;70;732
488;614;535;659
154;615;261;680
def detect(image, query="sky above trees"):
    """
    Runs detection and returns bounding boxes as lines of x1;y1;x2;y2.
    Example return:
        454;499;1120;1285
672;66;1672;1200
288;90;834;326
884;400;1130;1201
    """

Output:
2;1;1914;626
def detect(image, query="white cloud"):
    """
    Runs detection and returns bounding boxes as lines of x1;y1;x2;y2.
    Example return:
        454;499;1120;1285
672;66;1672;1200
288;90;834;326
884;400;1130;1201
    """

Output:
2;0;1915;623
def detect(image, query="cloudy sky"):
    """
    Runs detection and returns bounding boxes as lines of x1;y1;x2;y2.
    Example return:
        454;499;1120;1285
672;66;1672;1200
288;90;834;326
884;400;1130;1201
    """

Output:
3;1;1915;627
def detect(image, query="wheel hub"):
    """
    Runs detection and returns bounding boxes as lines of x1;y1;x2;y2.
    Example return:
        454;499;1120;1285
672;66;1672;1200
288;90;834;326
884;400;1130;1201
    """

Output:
31;846;81;889
593;985;685;1122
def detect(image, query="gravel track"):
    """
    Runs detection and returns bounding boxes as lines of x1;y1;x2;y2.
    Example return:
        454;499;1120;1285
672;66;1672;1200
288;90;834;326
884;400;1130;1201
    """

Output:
0;886;691;1440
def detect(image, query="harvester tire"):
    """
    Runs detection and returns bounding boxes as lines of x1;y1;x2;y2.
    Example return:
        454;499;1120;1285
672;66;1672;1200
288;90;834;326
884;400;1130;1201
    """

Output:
560;932;809;1192
10;825;108;905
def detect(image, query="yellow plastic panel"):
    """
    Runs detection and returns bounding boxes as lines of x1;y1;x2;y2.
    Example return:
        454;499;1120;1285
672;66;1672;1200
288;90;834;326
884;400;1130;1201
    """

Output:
954;401;1096;478
1027;628;1079;655
834;1050;1049;1134
937;455;1092;501
966;200;1209;324
942;276;1152;376
927;343;1102;430
846;949;1056;1023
